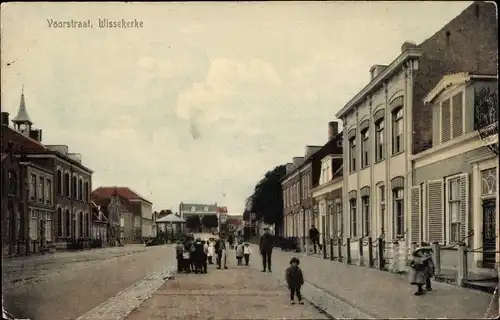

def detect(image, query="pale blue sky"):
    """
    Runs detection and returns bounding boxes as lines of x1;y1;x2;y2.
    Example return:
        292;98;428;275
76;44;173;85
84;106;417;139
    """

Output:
1;2;471;213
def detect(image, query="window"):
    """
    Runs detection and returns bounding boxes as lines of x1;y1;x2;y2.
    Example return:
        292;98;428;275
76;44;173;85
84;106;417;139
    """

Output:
349;138;356;173
7;171;17;196
29;210;38;240
74;212;79;238
350;199;357;238
393;188;404;238
64;172;70;197
375;120;384;161
46;180;52;204
57;170;63;195
30;174;36;200
392;108;403;154
39;177;45;202
362;196;370;236
379;186;386;236
441;92;464;143
72;175;77;199
57;207;63;237
65;209;71;237
134;216;141;228
448;178;460;243
361;129;369;168
336;201;342;235
79;212;84;238
85;181;90;202
86;212;90;237
78;178;83;200
45;213;52;241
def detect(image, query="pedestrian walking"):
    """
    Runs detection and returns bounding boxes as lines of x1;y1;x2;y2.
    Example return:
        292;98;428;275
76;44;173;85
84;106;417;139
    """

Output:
309;225;320;254
215;237;228;269
408;244;434;295
175;240;184;273
243;242;252;266
286;257;304;305
235;240;244;266
201;240;209;273
260;227;274;272
207;239;215;264
193;238;204;274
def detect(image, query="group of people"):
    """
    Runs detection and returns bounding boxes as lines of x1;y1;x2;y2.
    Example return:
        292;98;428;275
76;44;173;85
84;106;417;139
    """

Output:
175;235;253;273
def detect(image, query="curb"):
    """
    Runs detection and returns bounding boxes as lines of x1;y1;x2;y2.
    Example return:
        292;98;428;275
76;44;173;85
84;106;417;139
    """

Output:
75;265;177;320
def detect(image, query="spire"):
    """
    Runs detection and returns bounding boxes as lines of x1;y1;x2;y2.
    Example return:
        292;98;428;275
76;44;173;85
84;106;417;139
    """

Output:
12;85;33;126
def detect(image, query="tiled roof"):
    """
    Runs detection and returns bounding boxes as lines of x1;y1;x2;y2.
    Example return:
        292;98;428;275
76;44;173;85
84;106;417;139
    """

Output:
92;186;152;204
1;125;48;153
180;203;218;213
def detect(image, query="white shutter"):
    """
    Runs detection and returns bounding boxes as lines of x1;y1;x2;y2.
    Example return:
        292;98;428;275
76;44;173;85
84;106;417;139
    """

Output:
459;173;469;245
427;179;444;244
441;99;451;143
410;186;421;244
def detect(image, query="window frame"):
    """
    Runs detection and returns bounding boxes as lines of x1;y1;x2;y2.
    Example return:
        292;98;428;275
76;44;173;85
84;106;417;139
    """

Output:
64;172;71;197
349;199;357;238
393;188;404;239
446;174;463;244
392;107;404;155
375;119;385;162
349;137;357;173
57;169;63;195
46;179;52;204
361;129;370;168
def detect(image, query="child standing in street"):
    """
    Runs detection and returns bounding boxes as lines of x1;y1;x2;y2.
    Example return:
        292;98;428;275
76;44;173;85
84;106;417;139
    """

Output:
285;257;304;305
235;240;244;266
243;242;252;266
207;240;215;264
408;245;434;295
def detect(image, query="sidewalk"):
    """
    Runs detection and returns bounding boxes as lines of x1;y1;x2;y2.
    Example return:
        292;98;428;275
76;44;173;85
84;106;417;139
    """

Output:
126;260;328;320
255;245;492;319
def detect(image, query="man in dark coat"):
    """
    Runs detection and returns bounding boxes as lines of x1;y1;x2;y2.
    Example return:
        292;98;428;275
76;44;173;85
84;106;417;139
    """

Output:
309;225;320;254
259;227;274;272
193;238;204;274
215;237;228;269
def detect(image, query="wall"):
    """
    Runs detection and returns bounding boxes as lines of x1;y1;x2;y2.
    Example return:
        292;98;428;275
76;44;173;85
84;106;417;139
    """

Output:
141;202;153;220
413;1;498;153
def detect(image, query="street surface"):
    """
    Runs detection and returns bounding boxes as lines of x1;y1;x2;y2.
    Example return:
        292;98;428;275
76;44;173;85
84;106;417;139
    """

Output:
2;245;174;320
127;261;327;320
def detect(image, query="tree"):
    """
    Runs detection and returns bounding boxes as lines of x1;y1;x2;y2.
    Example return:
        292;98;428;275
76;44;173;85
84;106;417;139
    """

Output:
201;214;219;229
249;164;287;228
185;215;201;230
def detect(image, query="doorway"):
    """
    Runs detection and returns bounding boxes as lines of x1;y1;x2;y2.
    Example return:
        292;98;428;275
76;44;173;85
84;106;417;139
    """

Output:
482;199;496;268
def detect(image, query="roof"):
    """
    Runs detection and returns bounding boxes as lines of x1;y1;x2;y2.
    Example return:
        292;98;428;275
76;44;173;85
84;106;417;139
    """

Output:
180;203;218;213
1;125;48;153
91;191;135;213
281;131;344;183
156;214;186;223
0;125;93;173
423;73;498;104
92;186;152;205
12;91;33;125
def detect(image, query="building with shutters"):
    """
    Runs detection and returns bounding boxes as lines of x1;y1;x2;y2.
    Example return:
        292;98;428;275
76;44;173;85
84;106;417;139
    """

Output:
411;73;498;279
335;1;498;270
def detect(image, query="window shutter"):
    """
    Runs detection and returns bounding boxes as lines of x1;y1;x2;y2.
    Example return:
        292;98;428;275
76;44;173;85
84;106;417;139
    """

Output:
441;99;451;143
459;173;469;245
427;180;444;244
410;186;421;244
452;92;464;138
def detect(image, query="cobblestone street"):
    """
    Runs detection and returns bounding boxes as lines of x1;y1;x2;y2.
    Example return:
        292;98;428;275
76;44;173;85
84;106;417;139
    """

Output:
126;257;328;320
2;245;175;320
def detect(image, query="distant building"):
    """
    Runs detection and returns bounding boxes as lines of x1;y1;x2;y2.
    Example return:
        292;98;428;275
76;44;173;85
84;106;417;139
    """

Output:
179;202;218;232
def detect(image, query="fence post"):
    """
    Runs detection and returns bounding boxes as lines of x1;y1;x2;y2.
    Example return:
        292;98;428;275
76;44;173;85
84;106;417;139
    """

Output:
346;238;351;264
323;235;327;259
431;242;441;276
337;237;343;262
457;244;468;286
368;237;374;267
330;238;334;260
378;238;384;270
358;238;364;266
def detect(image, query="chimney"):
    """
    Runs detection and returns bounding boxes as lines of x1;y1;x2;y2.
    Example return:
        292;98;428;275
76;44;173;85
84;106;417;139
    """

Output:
328;121;339;140
292;157;304;167
401;41;417;53
29;129;42;142
305;145;322;158
285;162;294;173
1;112;9;126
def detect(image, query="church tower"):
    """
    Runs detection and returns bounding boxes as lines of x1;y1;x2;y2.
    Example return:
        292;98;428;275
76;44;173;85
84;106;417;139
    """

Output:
11;86;42;142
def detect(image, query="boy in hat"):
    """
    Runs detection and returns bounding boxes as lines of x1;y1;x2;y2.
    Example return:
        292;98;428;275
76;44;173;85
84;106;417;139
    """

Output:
285;257;304;305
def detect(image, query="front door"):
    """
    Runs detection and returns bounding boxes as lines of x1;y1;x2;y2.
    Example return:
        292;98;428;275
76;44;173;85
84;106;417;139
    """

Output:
482;199;496;268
